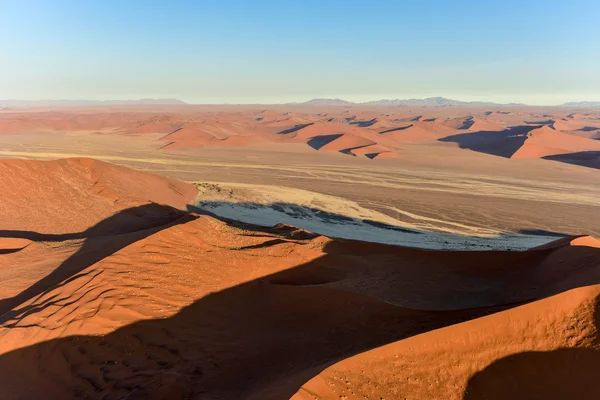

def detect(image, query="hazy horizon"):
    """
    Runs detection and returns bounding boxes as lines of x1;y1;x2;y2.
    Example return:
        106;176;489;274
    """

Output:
1;0;598;106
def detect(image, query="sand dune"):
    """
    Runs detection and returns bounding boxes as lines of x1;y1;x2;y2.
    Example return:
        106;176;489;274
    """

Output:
0;158;195;233
0;158;599;399
381;123;443;143
512;126;600;158
293;282;600;400
440;123;600;160
3;106;600;166
467;118;506;132
126;115;183;134
312;133;376;152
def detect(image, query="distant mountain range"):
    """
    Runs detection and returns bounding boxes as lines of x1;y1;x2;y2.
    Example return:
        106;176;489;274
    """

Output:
2;97;598;108
300;97;526;106
560;101;600;107
300;98;355;105
0;99;187;108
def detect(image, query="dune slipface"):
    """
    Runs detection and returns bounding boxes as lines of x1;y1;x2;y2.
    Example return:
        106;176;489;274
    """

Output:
0;158;599;400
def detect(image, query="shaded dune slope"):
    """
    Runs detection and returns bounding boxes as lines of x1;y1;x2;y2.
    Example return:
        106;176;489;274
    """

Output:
441;124;600;159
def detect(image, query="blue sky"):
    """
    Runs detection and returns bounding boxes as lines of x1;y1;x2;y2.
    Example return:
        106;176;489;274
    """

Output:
0;0;598;105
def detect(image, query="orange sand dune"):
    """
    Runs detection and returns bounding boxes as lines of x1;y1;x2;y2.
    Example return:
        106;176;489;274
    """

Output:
160;125;218;148
293;283;600;400
571;235;600;248
441;116;475;130
160;123;270;149
381;123;446;143
552;119;600;139
468;118;506;131
0;158;599;399
0;118;41;133
4;106;599;165
126;115;183;134
0;158;195;233
512;126;600;159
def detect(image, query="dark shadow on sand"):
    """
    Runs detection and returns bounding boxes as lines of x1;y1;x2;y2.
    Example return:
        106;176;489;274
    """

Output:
543;151;600;170
306;134;344;150
349;118;377;127
0;206;533;399
277;123;314;135
576;126;600;132
463;348;600;400
0;204;195;319
379;124;413;134
0;203;595;399
439;125;541;158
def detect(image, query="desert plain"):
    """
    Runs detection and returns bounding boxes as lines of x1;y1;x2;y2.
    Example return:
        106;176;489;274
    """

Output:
0;103;599;399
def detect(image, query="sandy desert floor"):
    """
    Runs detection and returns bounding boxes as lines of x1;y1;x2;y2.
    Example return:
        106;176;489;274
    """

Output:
0;105;599;399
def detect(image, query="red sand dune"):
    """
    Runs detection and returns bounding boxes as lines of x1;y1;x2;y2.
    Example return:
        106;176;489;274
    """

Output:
0;118;40;133
552;119;600;139
571;235;600;248
441;116;475;130
293;283;600;400
0;158;599;399
160;126;219;148
5;107;600;165
126;115;183;134
468;118;506;132
381;123;445;143
160;123;270;149
512;126;600;159
0;158;195;233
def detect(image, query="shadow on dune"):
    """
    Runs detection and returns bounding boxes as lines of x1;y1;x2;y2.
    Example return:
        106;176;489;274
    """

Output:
525;119;554;125
338;144;374;156
306;134;344;150
463;348;600;400
458;117;475;130
0;213;529;399
576;126;600;132
0;252;513;399
277;123;314;135
379;124;413;134
543;151;600;170
439;125;541;158
0;204;598;399
0;204;195;319
349;118;377;127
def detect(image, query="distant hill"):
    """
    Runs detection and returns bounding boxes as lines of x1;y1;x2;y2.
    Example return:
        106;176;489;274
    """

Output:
363;97;525;106
299;97;525;107
301;98;355;105
560;101;600;107
0;99;187;107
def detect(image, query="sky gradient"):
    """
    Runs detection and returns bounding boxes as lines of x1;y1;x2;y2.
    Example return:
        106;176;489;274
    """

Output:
1;0;598;105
